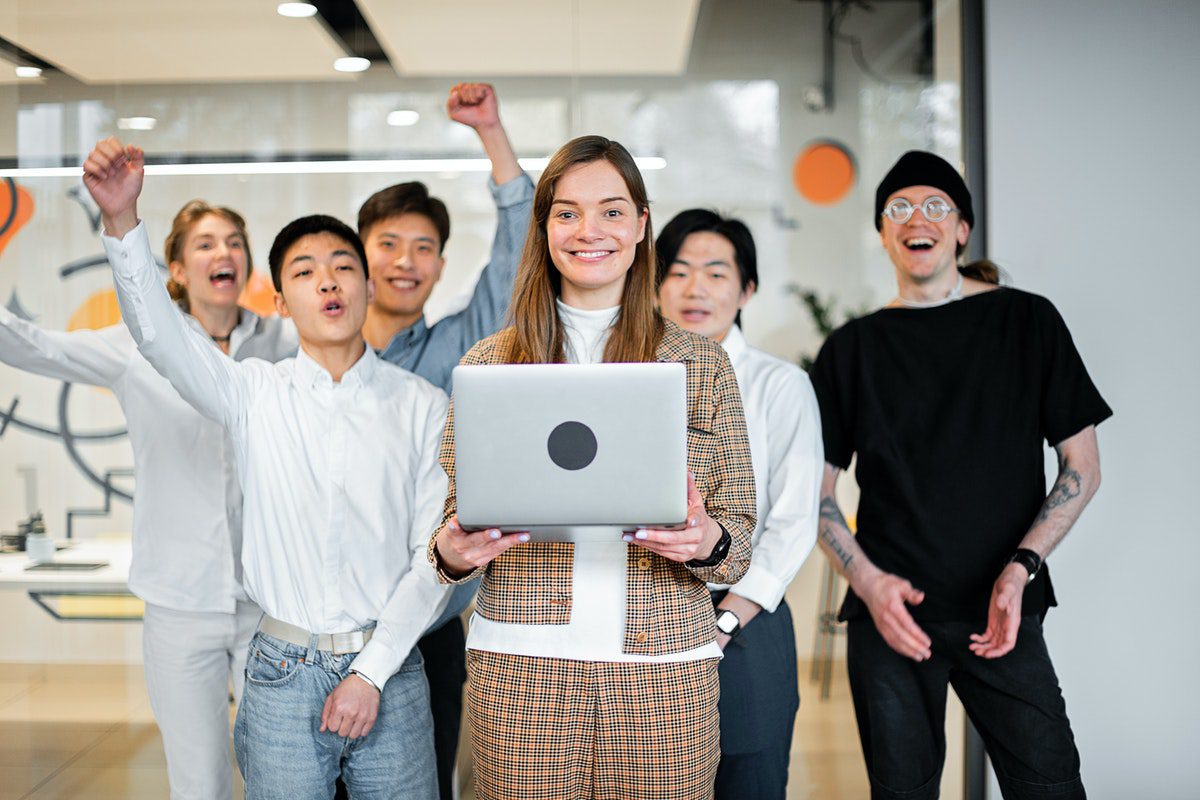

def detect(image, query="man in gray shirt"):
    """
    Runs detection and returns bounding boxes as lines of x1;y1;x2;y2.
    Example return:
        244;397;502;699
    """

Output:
357;81;532;800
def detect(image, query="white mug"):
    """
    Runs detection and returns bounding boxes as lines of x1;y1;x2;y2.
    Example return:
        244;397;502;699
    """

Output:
26;534;54;564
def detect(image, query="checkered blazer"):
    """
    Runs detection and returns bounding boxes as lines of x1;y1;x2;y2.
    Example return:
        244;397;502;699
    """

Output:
427;318;757;657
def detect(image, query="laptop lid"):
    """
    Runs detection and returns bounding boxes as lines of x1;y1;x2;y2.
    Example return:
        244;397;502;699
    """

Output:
453;362;688;532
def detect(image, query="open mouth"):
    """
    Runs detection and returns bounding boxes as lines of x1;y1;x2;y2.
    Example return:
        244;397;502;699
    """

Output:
321;299;344;316
387;277;418;291
680;308;711;323
903;236;936;252
209;268;237;288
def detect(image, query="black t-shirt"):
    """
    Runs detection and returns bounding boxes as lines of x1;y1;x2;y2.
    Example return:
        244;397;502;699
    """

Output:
810;288;1112;622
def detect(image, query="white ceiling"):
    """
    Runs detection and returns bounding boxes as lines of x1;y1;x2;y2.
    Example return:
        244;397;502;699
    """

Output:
0;1;356;84
357;0;702;77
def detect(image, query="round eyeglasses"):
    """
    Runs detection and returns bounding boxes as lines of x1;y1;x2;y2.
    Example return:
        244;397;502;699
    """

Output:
882;196;958;224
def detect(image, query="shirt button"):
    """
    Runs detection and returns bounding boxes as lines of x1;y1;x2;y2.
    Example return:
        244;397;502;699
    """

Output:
637;557;651;571
635;631;649;644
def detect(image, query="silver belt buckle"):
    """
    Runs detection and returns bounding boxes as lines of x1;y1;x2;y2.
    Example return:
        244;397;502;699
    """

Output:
330;630;364;655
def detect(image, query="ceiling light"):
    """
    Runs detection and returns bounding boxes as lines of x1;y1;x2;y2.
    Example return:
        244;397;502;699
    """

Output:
276;2;318;17
15;66;42;79
387;110;420;127
333;57;371;73
117;117;157;131
0;157;666;179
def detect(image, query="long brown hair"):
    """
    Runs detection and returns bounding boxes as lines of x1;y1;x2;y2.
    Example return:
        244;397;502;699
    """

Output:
163;200;252;314
507;135;663;364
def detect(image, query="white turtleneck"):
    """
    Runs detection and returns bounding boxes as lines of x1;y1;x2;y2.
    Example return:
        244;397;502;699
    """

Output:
464;300;721;663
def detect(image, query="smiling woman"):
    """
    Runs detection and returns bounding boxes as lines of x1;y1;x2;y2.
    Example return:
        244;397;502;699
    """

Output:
429;135;758;800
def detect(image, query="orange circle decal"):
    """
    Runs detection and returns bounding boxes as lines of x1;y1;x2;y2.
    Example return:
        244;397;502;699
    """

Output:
793;142;856;206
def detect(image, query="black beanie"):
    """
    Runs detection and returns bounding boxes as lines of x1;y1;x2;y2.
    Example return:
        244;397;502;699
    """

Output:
874;151;974;231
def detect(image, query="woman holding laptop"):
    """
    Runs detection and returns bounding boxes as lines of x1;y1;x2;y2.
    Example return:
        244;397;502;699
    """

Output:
429;135;757;800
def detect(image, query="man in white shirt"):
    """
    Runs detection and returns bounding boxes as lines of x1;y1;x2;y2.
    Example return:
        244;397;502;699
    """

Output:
657;209;823;800
84;137;450;799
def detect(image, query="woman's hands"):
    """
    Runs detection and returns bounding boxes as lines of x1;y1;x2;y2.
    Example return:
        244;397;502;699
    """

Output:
624;472;723;563
434;515;529;578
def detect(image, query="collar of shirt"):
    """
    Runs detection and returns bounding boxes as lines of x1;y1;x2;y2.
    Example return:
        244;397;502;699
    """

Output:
292;343;379;390
180;307;261;351
718;324;747;365
379;315;429;360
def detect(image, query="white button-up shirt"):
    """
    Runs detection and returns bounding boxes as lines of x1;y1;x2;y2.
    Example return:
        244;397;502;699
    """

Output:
0;287;295;614
709;325;823;611
104;222;451;686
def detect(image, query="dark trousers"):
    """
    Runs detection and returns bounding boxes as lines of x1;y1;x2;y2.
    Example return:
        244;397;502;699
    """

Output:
418;616;468;800
847;616;1085;800
332;618;466;800
712;596;800;800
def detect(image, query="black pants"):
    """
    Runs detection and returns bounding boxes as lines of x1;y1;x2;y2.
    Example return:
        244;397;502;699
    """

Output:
847;616;1085;800
712;596;800;800
332;618;466;800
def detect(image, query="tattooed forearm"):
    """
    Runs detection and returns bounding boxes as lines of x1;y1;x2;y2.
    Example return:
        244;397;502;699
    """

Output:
1034;454;1083;524
819;497;855;572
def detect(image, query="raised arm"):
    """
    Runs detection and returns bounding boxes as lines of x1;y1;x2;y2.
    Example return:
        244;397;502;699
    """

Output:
818;464;932;662
970;425;1101;659
716;370;823;639
0;305;129;388
85;138;250;429
436;83;534;356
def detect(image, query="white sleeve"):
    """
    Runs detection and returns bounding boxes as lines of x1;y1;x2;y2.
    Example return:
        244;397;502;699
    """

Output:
730;368;824;612
0;305;130;388
349;387;452;687
103;221;250;429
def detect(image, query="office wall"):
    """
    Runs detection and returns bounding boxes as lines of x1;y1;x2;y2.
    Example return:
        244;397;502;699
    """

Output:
986;1;1200;796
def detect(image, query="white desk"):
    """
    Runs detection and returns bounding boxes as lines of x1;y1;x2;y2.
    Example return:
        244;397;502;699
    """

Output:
0;537;139;620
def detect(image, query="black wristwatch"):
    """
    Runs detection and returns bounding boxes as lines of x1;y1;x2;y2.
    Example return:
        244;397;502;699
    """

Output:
1008;548;1043;583
687;526;732;568
715;609;742;639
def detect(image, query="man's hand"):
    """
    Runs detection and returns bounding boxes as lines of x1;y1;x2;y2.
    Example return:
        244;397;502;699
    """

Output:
625;472;722;563
320;675;381;739
82;137;143;238
969;562;1027;659
857;569;932;661
434;515;529;578
447;83;501;131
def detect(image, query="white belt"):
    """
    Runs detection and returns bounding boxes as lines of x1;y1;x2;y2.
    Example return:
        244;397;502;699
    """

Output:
259;615;374;656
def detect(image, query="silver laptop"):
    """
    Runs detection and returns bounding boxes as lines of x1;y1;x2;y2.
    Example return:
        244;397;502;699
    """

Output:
453;362;688;542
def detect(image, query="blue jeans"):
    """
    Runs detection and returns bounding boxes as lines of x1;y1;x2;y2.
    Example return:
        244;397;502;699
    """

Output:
234;630;437;800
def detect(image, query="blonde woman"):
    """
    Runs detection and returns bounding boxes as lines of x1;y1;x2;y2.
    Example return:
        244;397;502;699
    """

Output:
430;135;756;800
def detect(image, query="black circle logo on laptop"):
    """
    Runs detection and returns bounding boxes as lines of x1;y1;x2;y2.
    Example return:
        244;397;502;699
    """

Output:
547;421;598;470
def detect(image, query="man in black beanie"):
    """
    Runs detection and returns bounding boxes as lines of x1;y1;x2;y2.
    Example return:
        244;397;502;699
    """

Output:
809;150;1110;799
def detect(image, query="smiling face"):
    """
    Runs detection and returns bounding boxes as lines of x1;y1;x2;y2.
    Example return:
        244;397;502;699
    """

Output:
880;184;971;285
169;213;249;310
363;212;446;322
274;232;373;348
657;231;754;342
546;160;648;309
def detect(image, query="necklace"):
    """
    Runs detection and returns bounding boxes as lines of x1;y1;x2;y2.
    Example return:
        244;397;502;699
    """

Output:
209;312;241;345
896;272;964;309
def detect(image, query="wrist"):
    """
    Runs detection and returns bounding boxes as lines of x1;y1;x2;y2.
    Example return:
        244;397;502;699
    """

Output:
434;530;471;578
850;563;884;598
349;669;381;693
102;209;139;240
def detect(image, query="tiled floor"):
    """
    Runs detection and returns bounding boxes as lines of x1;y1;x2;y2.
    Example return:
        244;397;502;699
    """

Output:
0;661;866;799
